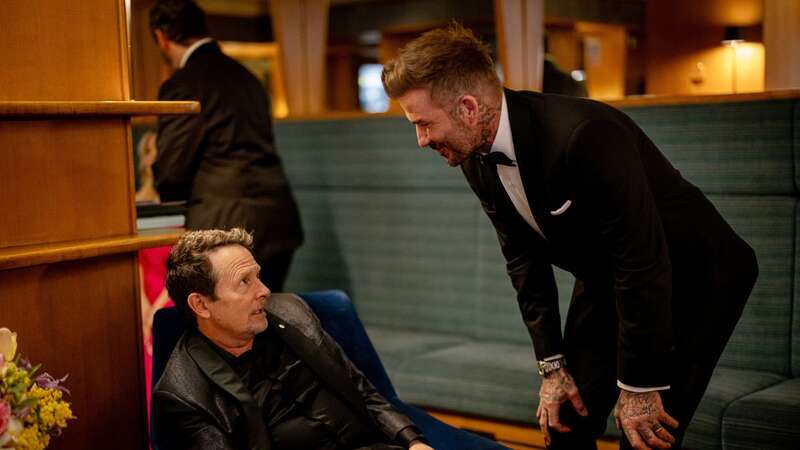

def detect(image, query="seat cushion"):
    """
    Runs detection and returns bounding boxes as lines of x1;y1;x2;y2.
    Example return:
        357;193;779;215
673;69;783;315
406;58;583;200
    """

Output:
721;377;800;450
392;341;541;423
709;196;795;375
366;326;466;378
682;367;785;450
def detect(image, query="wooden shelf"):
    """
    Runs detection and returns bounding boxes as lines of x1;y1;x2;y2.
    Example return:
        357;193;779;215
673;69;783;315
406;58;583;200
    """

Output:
0;101;200;117
276;90;800;123
606;89;800;108
0;229;183;270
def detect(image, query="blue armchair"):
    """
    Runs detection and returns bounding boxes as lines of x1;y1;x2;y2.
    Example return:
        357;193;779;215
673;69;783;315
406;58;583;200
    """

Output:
151;290;507;449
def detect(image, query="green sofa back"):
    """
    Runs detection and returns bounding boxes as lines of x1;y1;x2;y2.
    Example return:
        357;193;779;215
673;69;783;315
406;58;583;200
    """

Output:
278;96;799;378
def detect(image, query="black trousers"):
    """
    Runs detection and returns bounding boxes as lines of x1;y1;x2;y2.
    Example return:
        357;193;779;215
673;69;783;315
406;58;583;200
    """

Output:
257;250;296;293
547;209;758;450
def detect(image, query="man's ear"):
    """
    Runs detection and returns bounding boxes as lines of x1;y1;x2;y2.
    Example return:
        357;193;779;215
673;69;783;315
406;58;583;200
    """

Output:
458;95;480;126
154;29;170;51
187;293;212;319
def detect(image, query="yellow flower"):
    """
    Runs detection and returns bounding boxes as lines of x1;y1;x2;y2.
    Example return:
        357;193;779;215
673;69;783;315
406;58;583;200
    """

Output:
11;423;48;450
0;328;16;364
29;387;74;431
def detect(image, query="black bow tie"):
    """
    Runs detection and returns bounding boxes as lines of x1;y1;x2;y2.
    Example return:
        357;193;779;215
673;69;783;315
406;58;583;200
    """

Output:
474;151;516;167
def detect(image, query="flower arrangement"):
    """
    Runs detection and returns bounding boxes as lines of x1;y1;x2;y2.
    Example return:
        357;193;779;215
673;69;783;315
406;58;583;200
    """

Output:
0;328;74;450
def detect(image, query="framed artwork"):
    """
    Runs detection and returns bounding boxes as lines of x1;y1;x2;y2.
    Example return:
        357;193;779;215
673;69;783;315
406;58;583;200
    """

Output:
219;41;289;118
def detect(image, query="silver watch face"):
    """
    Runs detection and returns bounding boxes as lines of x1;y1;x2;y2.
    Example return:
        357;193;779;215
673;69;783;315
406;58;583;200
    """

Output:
538;359;564;375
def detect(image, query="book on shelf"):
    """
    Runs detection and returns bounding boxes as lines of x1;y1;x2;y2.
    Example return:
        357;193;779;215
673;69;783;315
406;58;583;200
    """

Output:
136;200;187;230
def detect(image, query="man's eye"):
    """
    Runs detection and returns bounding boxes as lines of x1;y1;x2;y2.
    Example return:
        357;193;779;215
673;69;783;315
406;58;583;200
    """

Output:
240;278;249;285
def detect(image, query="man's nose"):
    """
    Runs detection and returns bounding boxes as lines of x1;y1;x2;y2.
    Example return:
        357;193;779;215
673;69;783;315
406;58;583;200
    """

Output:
258;278;271;297
416;125;429;148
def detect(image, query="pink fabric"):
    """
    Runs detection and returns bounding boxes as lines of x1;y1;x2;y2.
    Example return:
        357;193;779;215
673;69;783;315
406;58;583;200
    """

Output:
138;246;174;424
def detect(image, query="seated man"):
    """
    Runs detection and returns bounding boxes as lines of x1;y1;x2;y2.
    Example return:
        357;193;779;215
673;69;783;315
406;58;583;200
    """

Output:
153;228;433;450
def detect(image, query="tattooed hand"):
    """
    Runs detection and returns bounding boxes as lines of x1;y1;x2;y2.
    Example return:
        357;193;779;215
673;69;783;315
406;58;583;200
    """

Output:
536;368;588;446
614;389;679;450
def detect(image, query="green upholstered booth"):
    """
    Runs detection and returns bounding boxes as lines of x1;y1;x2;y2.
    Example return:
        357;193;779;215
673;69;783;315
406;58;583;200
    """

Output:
277;92;800;450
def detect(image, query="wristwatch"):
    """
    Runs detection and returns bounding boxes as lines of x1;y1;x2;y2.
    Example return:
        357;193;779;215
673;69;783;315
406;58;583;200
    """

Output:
537;357;566;376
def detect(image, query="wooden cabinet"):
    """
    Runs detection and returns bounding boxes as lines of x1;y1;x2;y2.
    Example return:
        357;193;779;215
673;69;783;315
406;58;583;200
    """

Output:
0;2;197;448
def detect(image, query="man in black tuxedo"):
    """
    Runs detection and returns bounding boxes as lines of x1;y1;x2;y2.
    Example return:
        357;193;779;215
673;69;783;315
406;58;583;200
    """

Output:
149;0;303;291
153;228;433;450
382;24;758;450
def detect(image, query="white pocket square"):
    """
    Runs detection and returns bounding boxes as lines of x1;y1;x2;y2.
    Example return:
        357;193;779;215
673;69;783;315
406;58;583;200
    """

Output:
550;200;572;216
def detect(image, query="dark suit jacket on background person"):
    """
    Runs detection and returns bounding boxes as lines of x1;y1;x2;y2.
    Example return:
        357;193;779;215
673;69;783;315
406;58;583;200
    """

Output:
154;41;303;289
153;294;423;450
461;89;757;438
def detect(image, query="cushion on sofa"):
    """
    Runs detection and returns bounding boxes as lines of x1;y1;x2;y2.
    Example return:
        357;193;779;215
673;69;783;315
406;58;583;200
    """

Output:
277;117;465;190
794;206;800;377
681;367;785;450
392;340;540;423
624;100;796;196
707;196;795;375
721;377;800;450
289;189;484;336
365;326;466;377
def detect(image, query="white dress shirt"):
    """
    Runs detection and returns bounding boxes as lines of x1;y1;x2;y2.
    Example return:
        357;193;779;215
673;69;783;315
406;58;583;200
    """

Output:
179;37;214;68
490;95;545;239
488;93;668;393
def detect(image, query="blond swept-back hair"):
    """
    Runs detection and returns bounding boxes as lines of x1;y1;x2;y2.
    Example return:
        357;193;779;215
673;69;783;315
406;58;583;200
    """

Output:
381;22;501;107
166;228;254;321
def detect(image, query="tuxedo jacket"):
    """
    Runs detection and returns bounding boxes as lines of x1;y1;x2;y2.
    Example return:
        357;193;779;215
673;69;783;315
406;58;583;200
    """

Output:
154;42;303;261
461;89;754;388
152;294;420;450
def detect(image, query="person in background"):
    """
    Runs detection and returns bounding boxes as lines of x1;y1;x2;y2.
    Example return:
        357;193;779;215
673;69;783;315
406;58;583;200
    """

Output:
153;228;433;450
541;34;587;98
149;0;303;291
382;23;757;450
135;130;160;203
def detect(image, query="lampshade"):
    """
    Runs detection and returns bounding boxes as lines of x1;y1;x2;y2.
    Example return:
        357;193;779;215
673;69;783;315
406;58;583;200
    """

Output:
723;26;744;45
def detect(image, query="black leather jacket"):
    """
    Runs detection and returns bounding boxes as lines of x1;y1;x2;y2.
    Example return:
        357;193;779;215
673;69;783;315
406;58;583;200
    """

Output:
152;294;422;450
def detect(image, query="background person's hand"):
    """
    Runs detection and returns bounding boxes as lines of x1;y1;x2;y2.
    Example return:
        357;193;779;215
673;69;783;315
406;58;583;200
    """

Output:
614;389;679;450
408;441;434;450
536;367;588;445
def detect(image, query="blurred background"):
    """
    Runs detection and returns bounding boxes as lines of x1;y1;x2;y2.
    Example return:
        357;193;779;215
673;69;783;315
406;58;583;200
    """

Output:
127;0;799;118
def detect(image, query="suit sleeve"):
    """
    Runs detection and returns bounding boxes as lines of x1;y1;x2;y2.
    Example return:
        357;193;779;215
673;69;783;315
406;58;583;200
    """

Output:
153;76;205;201
463;169;564;362
569;118;673;388
295;299;426;447
152;390;238;450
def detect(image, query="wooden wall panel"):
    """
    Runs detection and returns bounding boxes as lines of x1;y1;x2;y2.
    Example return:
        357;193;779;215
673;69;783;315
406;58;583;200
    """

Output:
0;254;146;450
576;22;627;100
0;1;130;101
0;119;134;247
764;0;800;89
0;2;191;448
645;0;764;95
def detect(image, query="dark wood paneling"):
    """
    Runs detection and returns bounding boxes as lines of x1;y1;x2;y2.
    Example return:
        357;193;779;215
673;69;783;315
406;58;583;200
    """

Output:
0;1;129;101
0;120;133;247
0;254;146;450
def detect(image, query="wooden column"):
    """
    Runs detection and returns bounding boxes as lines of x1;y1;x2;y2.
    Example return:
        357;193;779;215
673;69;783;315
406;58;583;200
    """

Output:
271;0;330;115
764;0;800;90
494;0;544;91
0;1;195;448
